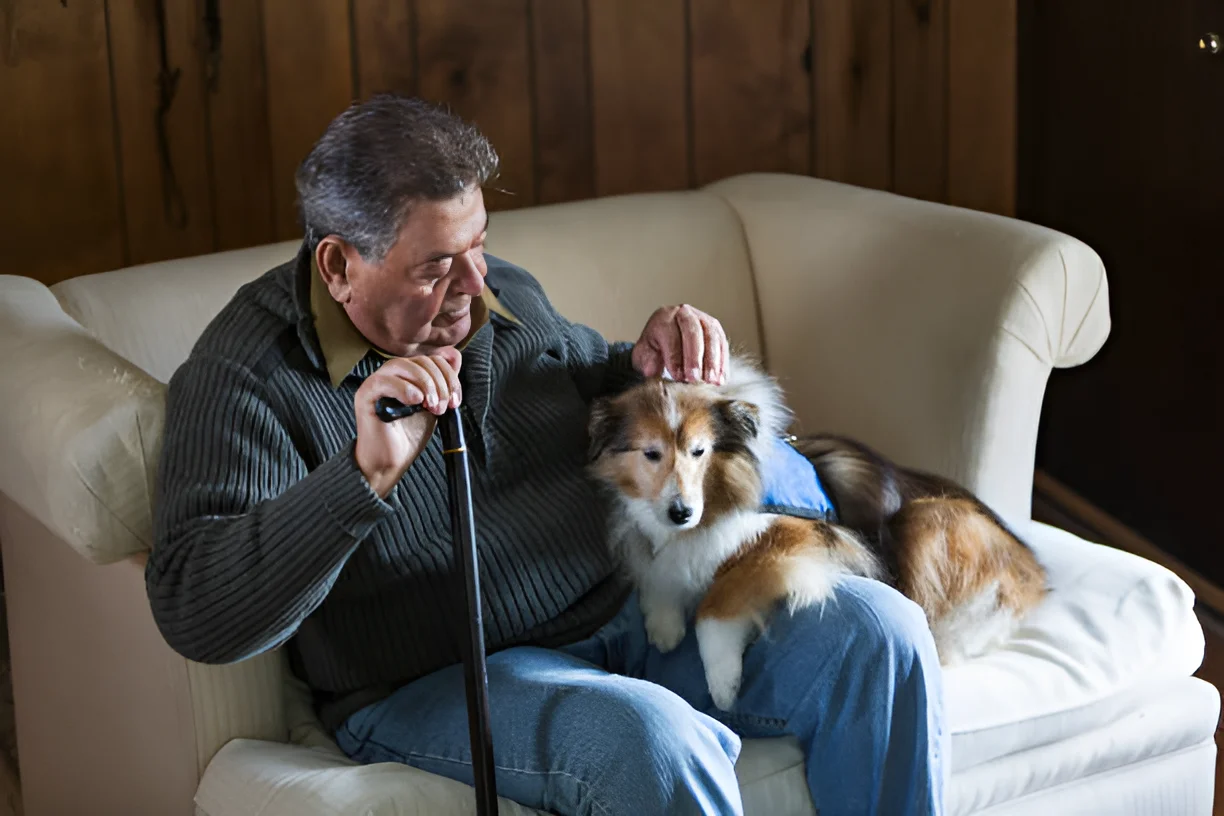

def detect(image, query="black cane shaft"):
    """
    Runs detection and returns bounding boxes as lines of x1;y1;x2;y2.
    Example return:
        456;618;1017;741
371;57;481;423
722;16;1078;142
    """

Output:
439;411;499;815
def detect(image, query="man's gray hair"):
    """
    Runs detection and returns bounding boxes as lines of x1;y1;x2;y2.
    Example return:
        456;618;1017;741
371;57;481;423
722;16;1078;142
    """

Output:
295;94;499;261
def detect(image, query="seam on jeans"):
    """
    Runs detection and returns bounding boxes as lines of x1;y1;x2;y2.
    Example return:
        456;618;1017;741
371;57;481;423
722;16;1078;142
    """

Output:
361;735;614;816
718;711;788;730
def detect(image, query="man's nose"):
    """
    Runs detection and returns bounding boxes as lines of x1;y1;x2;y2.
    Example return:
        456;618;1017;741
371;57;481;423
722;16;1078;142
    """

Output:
452;250;485;295
667;499;693;526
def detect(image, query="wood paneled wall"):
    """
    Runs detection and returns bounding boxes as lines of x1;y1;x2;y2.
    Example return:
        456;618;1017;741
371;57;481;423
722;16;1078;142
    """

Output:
0;0;1015;285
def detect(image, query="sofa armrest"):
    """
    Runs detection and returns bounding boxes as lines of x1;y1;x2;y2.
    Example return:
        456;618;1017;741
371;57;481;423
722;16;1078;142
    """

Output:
0;274;164;564
706;174;1110;526
0;496;289;814
196;739;543;816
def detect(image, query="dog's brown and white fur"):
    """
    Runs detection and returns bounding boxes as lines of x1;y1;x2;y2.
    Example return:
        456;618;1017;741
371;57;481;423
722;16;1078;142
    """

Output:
587;356;1047;710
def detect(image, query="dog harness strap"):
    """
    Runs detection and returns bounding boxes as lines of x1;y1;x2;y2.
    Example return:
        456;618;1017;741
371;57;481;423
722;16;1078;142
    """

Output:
759;437;838;522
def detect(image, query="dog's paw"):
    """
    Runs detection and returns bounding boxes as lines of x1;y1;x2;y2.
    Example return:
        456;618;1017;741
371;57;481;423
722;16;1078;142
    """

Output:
645;608;687;653
706;661;743;712
696;617;755;711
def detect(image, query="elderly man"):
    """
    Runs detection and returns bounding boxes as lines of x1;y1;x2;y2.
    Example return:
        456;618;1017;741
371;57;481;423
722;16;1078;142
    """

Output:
148;95;945;815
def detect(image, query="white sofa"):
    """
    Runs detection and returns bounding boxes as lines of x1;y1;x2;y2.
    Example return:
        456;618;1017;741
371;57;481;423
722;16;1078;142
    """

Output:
0;173;1215;815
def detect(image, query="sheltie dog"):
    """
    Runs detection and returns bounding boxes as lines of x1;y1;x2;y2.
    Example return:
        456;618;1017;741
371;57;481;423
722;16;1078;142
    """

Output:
587;356;1047;710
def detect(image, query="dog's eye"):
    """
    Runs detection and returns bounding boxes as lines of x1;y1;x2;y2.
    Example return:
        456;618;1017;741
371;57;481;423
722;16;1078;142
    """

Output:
691;447;705;458
644;449;662;462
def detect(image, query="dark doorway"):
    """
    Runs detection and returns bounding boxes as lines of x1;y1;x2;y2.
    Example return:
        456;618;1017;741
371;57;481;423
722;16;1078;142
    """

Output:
1020;2;1224;583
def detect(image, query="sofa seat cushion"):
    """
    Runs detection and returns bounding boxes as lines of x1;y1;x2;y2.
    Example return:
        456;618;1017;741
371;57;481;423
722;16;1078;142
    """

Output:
730;675;1218;816
200;677;1218;816
945;521;1204;771
949;675;1218;814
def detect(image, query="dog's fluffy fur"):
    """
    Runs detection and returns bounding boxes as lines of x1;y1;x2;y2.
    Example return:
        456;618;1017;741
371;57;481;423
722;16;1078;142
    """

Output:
587;356;1047;710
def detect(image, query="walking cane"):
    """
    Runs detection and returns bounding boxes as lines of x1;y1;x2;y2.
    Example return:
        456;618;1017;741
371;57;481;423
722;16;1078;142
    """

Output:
376;396;499;816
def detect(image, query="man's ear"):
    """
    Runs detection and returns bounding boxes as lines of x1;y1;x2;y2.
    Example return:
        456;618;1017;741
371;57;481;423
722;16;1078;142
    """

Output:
315;236;354;303
713;400;760;452
587;397;626;462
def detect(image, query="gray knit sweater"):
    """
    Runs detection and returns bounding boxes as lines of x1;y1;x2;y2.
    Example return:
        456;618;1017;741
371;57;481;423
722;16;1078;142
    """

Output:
147;244;636;728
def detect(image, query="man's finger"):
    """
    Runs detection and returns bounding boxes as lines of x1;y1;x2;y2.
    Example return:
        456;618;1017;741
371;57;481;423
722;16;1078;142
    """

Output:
432;352;463;409
662;319;685;381
677;307;704;383
632;343;663;378
368;372;426;414
713;320;729;385
414;356;452;415
383;359;438;412
702;317;723;385
435;346;463;374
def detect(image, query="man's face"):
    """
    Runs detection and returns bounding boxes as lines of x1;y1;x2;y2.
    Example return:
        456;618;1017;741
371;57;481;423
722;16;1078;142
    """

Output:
324;187;489;357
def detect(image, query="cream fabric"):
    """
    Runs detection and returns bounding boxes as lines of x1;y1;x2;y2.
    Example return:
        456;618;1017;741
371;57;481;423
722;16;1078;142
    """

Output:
51;241;301;384
185;651;289;776
951;677;1218;814
972;741;1216;815
707;174;1110;528
0;275;164;564
487;190;764;353
193;677;1218;816
195;739;544;816
946;522;1205;770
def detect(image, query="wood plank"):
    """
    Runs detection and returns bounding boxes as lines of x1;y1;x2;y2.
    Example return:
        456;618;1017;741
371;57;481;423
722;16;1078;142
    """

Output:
812;0;893;191
352;0;415;98
892;0;947;202
263;0;354;240
107;0;217;265
947;0;1016;215
416;0;534;210
690;0;811;185
588;0;688;196
530;0;594;204
0;0;124;284
206;0;276;252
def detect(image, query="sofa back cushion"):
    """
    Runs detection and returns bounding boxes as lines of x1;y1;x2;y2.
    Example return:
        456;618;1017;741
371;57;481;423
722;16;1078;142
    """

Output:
50;190;761;384
51;242;302;383
486;191;762;352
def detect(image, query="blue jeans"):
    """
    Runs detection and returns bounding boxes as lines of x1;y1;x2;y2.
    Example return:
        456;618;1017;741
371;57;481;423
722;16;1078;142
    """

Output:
336;577;947;815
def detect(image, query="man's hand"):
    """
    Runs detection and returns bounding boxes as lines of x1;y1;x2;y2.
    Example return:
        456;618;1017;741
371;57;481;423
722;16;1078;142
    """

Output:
354;349;462;498
631;304;728;385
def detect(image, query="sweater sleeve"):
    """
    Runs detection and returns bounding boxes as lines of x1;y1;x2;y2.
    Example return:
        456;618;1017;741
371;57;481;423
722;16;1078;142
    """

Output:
146;355;393;664
565;328;639;400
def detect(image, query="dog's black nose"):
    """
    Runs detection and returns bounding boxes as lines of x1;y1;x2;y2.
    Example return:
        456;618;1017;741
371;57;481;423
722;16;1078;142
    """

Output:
668;501;693;525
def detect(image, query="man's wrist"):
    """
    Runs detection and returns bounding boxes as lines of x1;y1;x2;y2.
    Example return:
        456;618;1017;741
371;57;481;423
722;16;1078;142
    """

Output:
361;463;401;499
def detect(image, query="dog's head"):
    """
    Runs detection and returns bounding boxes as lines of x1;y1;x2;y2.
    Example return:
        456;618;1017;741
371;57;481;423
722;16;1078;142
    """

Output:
587;379;763;534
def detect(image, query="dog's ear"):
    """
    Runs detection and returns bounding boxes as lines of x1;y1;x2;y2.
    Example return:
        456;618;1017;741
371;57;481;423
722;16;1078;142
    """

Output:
587;397;627;462
713;400;760;452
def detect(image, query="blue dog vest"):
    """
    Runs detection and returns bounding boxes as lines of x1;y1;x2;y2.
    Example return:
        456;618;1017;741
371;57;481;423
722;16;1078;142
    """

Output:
758;437;838;522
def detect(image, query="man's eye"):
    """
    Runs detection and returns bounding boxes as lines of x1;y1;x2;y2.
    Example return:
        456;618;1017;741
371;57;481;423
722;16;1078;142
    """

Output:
644;450;662;462
691;448;705;458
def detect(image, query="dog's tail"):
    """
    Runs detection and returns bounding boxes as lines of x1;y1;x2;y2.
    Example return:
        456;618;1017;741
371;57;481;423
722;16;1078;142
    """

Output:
791;434;904;541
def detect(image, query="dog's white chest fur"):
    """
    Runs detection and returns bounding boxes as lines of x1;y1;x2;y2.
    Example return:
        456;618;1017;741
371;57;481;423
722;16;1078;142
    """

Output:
610;508;773;652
